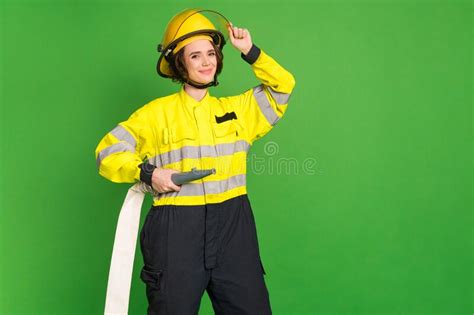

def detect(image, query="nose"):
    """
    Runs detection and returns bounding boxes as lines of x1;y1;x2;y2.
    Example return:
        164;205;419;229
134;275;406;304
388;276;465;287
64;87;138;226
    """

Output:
202;55;211;66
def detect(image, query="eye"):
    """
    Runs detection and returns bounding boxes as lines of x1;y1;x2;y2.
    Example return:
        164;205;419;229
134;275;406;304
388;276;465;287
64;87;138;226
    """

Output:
191;55;197;59
209;52;216;56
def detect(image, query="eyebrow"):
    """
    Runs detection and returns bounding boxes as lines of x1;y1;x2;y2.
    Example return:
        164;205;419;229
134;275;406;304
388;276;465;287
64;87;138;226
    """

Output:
189;49;215;56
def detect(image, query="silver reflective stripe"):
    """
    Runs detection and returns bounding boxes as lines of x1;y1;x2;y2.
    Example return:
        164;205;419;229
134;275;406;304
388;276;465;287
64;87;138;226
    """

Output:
268;86;291;105
215;140;250;157
110;125;137;147
150;140;250;168
153;174;246;199
252;85;280;126
202;173;246;195
96;142;136;168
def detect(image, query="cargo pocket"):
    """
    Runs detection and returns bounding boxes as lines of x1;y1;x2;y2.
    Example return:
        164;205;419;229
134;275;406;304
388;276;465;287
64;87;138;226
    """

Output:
140;265;164;292
259;258;267;276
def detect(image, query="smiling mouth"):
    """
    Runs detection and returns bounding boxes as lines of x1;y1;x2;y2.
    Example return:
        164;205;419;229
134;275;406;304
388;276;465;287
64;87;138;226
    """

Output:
199;69;213;75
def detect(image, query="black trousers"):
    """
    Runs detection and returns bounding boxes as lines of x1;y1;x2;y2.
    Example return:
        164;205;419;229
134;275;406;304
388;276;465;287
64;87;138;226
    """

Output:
139;194;272;315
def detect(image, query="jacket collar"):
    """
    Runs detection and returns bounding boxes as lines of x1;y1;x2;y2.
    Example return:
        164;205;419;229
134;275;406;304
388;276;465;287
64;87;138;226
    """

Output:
178;85;210;107
178;85;212;122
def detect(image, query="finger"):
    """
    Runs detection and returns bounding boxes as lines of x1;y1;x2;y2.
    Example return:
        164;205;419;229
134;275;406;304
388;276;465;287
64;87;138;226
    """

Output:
235;28;242;38
169;183;181;191
227;25;235;40
164;178;180;190
235;27;241;38
158;186;171;193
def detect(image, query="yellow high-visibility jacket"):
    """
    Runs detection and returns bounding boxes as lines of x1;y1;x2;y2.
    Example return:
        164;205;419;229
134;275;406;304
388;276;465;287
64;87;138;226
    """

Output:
95;47;295;206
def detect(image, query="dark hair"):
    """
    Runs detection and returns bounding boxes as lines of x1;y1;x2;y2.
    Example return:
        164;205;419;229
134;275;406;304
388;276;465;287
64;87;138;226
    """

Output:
169;40;224;85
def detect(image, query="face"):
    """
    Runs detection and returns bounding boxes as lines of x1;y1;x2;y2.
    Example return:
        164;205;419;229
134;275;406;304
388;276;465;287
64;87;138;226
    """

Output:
183;39;217;84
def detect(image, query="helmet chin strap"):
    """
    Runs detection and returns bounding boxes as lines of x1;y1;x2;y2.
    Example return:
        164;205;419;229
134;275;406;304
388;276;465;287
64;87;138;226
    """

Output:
184;73;219;89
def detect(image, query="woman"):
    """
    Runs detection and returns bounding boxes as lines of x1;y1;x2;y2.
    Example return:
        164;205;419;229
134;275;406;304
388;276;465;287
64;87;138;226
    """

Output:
95;8;295;315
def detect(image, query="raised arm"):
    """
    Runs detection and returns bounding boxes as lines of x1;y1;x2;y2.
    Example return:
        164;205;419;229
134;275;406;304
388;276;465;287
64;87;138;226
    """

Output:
226;23;296;144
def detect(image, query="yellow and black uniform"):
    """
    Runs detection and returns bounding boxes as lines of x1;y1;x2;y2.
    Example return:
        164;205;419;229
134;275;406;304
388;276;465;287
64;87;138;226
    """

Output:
96;44;295;314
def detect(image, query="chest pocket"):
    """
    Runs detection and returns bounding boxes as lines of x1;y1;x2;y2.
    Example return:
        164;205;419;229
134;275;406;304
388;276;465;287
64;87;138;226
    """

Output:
212;120;242;143
171;125;196;144
153;126;196;168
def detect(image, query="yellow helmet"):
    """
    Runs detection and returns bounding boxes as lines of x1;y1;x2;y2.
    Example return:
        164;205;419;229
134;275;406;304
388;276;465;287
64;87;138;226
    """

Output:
156;8;229;81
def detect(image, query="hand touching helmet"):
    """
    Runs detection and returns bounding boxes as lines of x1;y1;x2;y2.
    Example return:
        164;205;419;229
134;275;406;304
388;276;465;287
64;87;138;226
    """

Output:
227;22;253;55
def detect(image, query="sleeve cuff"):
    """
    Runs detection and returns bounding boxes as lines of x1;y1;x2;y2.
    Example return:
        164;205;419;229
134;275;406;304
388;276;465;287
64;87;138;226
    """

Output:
139;161;156;186
240;44;261;65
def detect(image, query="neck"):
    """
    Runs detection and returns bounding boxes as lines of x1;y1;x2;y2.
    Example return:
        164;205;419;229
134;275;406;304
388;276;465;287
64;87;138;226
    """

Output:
184;83;208;102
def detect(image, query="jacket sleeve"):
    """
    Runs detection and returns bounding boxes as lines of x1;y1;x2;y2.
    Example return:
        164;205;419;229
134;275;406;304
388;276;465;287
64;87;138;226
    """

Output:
232;44;296;145
94;107;148;183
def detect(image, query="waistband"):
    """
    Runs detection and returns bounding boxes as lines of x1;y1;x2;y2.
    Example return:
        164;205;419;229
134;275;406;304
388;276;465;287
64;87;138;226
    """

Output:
150;191;249;209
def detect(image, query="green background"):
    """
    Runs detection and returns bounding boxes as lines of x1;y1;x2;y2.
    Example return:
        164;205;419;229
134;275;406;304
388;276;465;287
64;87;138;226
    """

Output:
0;0;472;314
